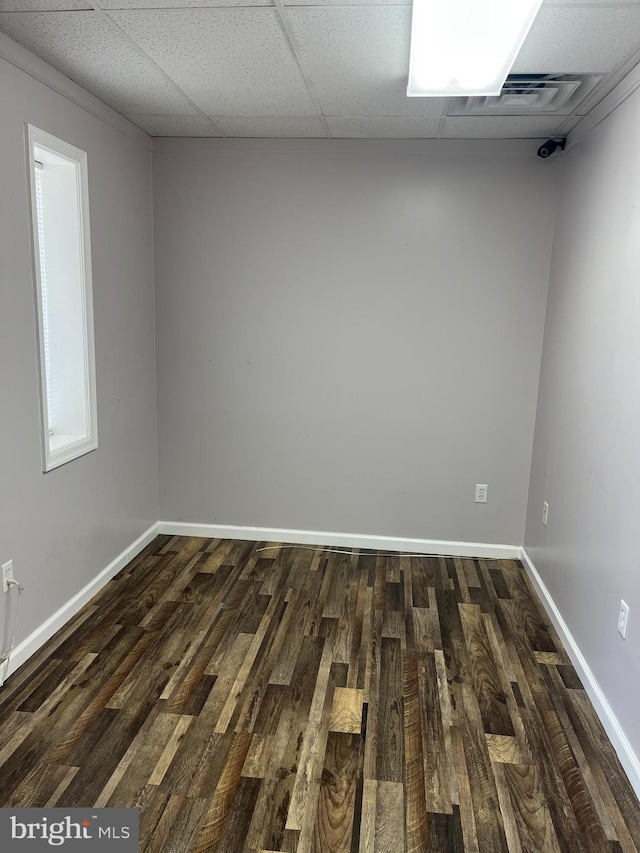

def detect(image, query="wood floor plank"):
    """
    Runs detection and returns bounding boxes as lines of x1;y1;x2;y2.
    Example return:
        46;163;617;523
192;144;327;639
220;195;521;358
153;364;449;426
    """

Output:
190;731;253;853
241;733;274;779
363;610;382;780
460;681;509;853
452;726;481;853
0;535;636;853
486;734;523;764
376;637;403;783
502;561;558;654
358;778;376;853
244;637;324;851
329;688;364;734
147;793;209;853
312;732;360;853
374;780;405;853
503;763;562;853
403;647;429;851
215;596;282;734
285;639;334;832
520;706;588;853
459;602;516;737
7;762;79;809
427;806;466;853
540;708;610;853
420;650;453;814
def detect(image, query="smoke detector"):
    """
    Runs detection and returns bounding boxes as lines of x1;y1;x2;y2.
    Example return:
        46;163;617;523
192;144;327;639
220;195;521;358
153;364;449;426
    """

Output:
448;74;602;116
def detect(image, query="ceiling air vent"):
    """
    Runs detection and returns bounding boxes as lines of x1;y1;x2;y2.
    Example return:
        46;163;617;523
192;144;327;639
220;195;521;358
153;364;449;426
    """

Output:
448;74;602;116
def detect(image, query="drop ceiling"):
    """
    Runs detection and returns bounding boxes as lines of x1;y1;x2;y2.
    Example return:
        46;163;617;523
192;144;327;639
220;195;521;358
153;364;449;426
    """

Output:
1;0;640;138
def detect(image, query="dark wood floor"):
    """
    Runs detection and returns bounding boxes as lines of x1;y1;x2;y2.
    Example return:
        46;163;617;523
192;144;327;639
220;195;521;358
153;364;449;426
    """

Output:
0;535;638;851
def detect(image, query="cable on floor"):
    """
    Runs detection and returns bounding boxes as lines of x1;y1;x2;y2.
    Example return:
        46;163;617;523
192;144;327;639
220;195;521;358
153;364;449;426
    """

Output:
255;544;505;559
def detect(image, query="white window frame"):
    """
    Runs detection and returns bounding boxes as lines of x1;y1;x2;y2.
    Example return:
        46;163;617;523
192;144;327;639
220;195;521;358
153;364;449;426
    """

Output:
27;125;98;472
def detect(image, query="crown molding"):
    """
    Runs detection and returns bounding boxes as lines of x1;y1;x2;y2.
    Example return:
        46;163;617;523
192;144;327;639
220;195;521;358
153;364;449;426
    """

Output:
567;61;640;151
0;31;151;152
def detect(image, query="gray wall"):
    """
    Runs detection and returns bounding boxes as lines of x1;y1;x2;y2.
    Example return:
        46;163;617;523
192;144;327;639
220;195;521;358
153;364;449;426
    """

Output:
0;56;158;649
526;91;640;756
154;139;558;545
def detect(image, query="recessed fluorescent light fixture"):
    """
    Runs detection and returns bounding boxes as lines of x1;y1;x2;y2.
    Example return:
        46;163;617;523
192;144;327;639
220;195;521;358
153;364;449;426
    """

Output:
407;0;543;97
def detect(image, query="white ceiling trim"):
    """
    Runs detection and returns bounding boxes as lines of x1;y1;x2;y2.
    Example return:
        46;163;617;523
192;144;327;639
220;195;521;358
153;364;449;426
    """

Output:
0;29;151;148
567;57;640;148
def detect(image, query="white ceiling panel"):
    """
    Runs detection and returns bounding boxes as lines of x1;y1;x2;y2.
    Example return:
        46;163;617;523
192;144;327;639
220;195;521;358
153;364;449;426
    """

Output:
111;8;316;116
0;11;198;114
443;116;566;138
513;6;640;73
102;0;271;8
126;114;223;136
327;116;440;137
575;46;640;113
0;0;89;9
2;0;640;138
212;116;328;136
286;7;448;117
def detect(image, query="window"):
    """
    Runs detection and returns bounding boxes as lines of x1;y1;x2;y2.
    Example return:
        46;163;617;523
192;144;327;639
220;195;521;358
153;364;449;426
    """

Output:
28;126;97;471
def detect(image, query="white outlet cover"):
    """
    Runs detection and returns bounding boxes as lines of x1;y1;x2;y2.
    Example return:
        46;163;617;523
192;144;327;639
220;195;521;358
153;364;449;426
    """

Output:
1;560;13;595
475;484;488;503
618;599;630;639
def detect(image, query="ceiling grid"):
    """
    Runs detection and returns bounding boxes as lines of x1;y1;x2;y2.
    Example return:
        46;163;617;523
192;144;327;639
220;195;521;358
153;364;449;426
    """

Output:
89;0;227;135
1;0;640;137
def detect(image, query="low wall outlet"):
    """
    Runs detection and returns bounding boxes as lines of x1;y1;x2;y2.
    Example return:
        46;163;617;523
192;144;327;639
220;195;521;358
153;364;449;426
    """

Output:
618;600;630;639
2;560;14;595
475;484;488;503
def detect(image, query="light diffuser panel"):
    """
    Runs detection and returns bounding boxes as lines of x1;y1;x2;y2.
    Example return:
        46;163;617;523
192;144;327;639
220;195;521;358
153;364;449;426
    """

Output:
407;0;544;97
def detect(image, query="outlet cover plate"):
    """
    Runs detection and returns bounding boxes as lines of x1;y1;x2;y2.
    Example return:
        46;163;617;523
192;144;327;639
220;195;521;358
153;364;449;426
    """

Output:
475;484;488;503
618;600;630;639
2;560;14;595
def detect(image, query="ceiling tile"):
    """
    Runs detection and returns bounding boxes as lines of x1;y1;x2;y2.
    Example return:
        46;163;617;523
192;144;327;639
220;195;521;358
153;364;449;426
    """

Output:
575;48;640;114
0;11;197;114
513;6;640;73
102;0;271;7
327;116;440;138
0;0;89;9
286;7;446;117
212;116;328;137
126;114;223;136
443;116;566;139
111;8;316;116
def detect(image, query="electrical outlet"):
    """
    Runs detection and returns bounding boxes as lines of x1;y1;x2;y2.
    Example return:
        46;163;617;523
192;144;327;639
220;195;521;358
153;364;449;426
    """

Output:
542;501;549;526
475;484;488;503
618;600;630;639
2;560;14;595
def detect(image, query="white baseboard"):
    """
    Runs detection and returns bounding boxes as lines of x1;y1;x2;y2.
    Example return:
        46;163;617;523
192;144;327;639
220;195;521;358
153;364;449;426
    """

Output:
5;520;637;799
520;547;640;799
158;520;521;559
2;522;160;681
